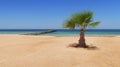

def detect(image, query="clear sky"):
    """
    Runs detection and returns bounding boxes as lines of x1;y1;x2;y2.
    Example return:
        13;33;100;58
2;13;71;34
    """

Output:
0;0;120;29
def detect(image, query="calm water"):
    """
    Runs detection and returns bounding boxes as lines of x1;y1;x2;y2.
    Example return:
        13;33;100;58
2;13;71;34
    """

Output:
0;29;120;36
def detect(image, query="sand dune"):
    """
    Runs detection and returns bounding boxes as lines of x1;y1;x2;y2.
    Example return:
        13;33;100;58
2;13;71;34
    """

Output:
0;35;120;67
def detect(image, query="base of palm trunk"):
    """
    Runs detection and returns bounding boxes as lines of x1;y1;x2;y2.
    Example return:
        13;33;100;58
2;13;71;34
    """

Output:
69;43;88;48
78;40;87;48
69;43;98;50
76;44;88;48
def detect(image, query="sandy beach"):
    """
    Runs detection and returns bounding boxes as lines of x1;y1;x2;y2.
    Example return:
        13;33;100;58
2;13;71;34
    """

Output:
0;34;120;67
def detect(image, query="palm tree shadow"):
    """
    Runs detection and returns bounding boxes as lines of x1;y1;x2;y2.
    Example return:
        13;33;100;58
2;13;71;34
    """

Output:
85;45;98;50
68;43;99;50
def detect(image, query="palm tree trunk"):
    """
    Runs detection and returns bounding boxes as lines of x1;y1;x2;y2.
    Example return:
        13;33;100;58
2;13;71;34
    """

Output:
78;29;87;47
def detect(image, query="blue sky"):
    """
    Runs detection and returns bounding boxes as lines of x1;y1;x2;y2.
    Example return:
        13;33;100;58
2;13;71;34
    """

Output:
0;0;120;29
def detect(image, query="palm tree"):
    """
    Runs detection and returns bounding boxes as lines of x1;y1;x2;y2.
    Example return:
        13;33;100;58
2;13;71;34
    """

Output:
63;11;100;48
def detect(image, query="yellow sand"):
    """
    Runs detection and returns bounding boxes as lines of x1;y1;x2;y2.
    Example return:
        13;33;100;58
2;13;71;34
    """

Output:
0;35;120;67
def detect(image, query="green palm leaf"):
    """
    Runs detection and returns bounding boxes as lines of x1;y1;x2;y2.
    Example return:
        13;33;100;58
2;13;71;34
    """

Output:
63;20;75;29
88;22;100;27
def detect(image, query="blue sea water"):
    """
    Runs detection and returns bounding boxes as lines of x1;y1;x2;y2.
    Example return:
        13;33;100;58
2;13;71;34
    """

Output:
0;29;120;36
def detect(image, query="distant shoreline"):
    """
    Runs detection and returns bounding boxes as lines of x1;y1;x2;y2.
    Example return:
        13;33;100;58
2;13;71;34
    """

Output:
0;29;119;36
0;29;120;30
0;34;120;37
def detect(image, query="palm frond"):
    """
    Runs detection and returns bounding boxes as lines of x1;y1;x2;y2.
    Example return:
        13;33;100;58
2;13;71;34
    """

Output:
84;12;93;23
72;11;93;28
88;22;100;27
63;20;75;29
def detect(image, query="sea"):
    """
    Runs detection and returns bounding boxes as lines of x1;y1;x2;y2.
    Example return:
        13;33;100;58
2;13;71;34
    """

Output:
0;29;120;36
